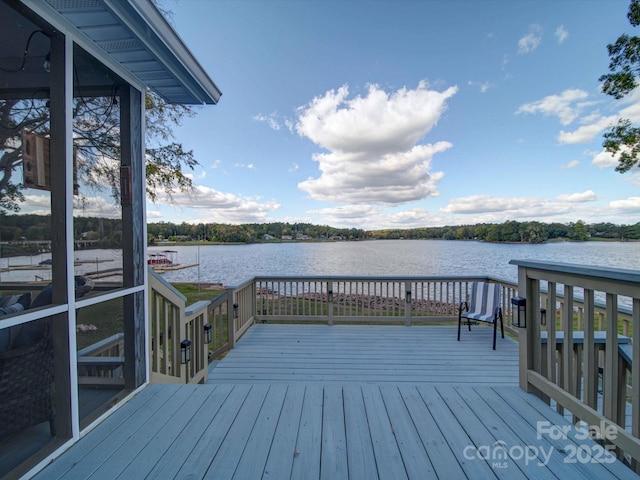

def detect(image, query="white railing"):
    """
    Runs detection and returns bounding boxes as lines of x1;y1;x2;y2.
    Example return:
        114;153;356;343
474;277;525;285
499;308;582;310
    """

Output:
253;275;519;328
148;269;208;384
512;259;640;471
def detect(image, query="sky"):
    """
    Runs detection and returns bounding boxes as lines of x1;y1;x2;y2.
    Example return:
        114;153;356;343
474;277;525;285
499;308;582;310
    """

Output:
144;0;640;229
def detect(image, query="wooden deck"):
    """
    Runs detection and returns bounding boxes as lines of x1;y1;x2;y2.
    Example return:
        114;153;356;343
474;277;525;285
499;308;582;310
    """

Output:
34;325;639;479
207;324;519;385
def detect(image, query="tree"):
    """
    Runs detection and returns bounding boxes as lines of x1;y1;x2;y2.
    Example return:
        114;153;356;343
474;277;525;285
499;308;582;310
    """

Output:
0;90;199;214
599;0;640;172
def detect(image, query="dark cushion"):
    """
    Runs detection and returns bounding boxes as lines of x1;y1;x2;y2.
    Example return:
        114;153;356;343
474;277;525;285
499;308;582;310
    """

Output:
0;292;31;310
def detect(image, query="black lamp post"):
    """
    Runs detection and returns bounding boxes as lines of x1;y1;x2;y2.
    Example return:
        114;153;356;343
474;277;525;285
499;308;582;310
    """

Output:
540;308;547;326
233;303;239;319
204;323;212;344
181;339;191;364
511;296;526;328
406;290;412;305
328;289;333;303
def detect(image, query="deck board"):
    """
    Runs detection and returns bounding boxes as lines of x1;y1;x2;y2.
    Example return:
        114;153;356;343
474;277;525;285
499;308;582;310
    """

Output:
33;324;640;480
207;324;519;385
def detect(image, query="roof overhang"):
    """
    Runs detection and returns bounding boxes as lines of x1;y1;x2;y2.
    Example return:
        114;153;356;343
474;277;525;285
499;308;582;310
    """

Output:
29;0;222;105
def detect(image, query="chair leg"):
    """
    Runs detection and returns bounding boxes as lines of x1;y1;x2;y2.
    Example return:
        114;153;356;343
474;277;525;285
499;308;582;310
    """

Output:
457;315;461;341
493;320;497;350
500;311;504;338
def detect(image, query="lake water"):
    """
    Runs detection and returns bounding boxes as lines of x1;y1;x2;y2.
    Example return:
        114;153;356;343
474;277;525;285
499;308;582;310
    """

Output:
3;240;639;286
150;240;640;287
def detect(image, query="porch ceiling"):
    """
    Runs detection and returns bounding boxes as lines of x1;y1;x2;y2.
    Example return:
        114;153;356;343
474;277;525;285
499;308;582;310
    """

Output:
37;0;221;105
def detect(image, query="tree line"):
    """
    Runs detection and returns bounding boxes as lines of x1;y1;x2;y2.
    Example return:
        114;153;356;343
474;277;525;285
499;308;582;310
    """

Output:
1;216;639;254
369;220;640;243
148;219;640;244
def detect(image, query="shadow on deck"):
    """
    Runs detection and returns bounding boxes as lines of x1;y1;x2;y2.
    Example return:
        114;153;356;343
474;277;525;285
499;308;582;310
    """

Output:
34;325;638;479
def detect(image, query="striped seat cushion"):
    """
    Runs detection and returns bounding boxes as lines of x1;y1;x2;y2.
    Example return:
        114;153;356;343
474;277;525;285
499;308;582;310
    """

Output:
463;282;500;323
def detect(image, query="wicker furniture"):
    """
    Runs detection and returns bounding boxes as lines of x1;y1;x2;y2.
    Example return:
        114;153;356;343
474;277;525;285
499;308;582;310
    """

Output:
0;319;55;439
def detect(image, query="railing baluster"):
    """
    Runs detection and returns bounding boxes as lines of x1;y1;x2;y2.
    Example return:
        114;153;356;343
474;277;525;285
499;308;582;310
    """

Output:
583;289;597;409
604;293;620;423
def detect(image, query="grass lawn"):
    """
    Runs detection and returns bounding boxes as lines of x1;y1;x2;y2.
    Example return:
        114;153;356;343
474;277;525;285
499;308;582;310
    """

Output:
172;283;226;305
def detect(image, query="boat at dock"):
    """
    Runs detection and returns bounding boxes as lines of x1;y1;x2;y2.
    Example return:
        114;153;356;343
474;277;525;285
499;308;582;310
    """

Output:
147;250;197;272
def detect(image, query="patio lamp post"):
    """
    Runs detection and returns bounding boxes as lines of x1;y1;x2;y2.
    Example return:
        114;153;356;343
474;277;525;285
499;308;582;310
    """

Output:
181;339;192;364
511;296;526;328
204;323;212;344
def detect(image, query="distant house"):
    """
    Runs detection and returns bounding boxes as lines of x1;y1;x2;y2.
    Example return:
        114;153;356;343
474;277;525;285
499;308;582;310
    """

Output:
262;234;275;240
281;235;293;240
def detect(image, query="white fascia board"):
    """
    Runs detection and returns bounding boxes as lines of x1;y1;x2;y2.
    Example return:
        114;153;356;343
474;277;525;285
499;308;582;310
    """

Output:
106;0;221;104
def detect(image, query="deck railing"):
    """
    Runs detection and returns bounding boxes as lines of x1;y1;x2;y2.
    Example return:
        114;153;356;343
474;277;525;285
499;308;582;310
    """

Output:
76;333;125;386
253;275;520;327
513;259;640;471
148;269;209;384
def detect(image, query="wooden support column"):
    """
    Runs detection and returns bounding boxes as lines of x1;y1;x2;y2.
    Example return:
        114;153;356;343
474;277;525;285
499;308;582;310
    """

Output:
120;84;146;388
48;31;72;439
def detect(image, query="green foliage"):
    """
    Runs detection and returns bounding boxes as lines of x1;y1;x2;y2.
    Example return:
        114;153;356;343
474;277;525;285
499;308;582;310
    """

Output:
3;215;640;249
599;0;640;171
0;90;199;214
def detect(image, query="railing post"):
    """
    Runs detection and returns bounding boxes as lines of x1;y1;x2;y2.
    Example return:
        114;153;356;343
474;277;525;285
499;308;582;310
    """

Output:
252;280;257;319
405;281;412;326
518;266;541;394
327;281;334;326
604;293;619;423
227;290;236;349
583;289;597;409
562;286;574;399
632;298;640;473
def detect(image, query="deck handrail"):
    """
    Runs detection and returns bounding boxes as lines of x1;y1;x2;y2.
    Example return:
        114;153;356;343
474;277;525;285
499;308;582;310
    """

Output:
251;275;520;329
511;259;640;471
148;268;208;384
76;332;125;386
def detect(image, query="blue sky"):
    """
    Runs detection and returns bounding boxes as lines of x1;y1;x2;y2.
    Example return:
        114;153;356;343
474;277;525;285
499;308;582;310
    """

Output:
145;0;640;229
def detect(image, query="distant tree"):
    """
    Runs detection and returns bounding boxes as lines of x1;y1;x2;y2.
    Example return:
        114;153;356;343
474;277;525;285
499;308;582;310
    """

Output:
599;0;640;172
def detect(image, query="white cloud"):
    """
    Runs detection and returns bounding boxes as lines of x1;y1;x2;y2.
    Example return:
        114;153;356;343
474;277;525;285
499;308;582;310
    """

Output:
609;197;640;211
210;160;222;169
591;149;619;168
289;162;299;172
628;172;640;186
563;160;580;169
17;194;122;218
156;184;281;224
556;190;597;202
468;81;495;93
441;195;538;214
307;205;449;230
440;191;600;221
234;162;256;170
253;112;281;131
555;25;568;44
516;89;590;126
73;196;122;218
557;115;617;144
518;24;543;54
296;82;456;205
308;205;382;220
